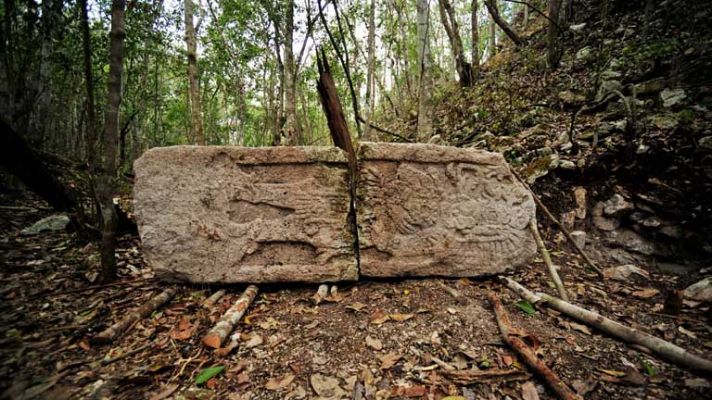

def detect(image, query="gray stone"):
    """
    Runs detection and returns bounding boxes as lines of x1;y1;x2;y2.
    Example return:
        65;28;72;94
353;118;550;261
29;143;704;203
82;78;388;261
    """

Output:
356;143;536;278
596;80;623;102
699;136;712;150
570;230;586;249
133;146;357;283
684;277;712;302
21;214;70;235
633;78;665;95
557;160;576;170
569;23;587;33
612;229;655;255
592;202;620;231
603;194;634;216
576;46;593;62
661;88;686;108
649;114;678;130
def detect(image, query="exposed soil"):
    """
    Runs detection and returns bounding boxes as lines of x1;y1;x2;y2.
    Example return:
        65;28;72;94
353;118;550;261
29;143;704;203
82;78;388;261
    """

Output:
1;190;710;400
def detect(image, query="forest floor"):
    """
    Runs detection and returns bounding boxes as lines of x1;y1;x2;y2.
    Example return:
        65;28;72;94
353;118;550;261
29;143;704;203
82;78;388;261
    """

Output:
1;191;710;400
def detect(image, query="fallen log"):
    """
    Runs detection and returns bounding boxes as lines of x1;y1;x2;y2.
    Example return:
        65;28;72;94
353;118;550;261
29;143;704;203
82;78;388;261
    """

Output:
202;289;226;309
202;285;258;349
487;291;583;400
500;278;712;377
509;167;604;277
530;220;569;301
93;288;176;344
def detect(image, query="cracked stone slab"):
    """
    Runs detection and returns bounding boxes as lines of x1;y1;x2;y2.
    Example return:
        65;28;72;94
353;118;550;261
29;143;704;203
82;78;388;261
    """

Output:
356;142;536;278
134;146;357;283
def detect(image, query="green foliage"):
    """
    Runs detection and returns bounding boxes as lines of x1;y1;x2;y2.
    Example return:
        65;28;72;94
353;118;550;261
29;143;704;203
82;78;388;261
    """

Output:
516;300;536;315
195;365;225;385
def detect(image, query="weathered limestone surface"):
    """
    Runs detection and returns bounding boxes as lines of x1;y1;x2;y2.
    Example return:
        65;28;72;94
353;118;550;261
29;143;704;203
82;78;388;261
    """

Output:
357;142;536;277
133;146;357;283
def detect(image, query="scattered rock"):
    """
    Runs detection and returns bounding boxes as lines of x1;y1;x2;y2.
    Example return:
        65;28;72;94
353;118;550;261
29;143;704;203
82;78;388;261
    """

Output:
561;211;576;231
603;264;650;281
596;80;623;102
660;88;686;108
699;136;712;150
649;114;678;130
571;231;586;249
684;277;712;302
557;159;576;170
633;78;666;95
603;194;634;216
574;187;587;219
20;214;70;235
558;90;585;106
569;22;587;33
612;229;655;255
592;202;620;231
576;46;593;62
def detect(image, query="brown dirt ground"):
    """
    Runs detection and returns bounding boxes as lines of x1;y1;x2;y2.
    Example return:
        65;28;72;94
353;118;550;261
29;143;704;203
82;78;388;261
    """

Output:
0;195;710;400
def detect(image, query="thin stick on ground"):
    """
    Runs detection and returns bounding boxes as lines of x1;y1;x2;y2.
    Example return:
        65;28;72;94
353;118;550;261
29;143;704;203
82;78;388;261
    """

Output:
202;285;258;349
487;291;584;400
499;278;712;377
510;167;604;277
93;288;176;344
530;219;569;301
202;289;226;309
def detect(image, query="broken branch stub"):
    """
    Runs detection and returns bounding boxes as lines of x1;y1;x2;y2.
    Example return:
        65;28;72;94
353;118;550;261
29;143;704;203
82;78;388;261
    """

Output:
203;284;259;349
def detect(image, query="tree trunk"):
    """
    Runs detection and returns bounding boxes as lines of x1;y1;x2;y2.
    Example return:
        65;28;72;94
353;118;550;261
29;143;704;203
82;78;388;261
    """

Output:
80;0;97;171
283;0;299;145
438;0;472;87
184;0;204;145
416;0;432;141
363;0;376;140
548;0;562;69
488;10;496;57
471;0;480;78
98;0;127;283
484;0;522;46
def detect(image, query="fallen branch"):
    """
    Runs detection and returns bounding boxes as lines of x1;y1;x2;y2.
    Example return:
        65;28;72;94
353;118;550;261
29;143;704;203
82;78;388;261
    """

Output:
202;289;226;309
500;279;712;377
530;219;569;301
93;288;176;344
487;292;583;400
510;167;604;277
202;285;258;349
313;284;329;305
442;368;529;385
101;342;152;366
538;291;712;377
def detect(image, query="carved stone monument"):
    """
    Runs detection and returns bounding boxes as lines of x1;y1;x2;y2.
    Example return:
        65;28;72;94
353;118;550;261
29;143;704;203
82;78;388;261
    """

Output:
134;146;357;283
356;142;536;277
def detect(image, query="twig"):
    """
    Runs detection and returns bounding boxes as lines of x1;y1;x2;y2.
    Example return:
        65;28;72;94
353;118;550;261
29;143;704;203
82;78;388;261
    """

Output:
510;167;604;277
101;342;152;366
202;285;258;349
442;368;529;384
202;289;226;309
500;278;712;377
487;291;583;400
93;288;176;344
530;219;569;301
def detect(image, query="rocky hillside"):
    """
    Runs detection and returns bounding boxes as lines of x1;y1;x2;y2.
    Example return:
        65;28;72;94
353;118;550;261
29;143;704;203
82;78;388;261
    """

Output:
380;0;712;278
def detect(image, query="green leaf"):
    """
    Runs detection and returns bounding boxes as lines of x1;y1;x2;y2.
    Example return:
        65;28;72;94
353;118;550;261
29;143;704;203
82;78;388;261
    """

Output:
195;365;224;385
641;360;656;376
516;300;536;315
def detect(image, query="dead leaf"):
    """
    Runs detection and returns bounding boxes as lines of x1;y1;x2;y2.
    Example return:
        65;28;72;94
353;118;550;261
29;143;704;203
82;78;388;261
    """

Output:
392;385;428;397
378;353;402;370
599;369;627;377
389;313;414;322
366;336;383;351
169;316;197;341
569;322;592;335
244;334;263;348
346;302;366;312
78;338;91;351
678;326;697;339
521;381;540;400
265;373;295;390
236;373;250;385
370;311;390;325
310;374;348;398
632;288;659;299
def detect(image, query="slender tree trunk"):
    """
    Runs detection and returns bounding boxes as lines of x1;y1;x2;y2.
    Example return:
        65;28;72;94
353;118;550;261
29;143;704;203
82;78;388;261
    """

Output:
416;0;432;140
488;10;496;57
484;0;522;46
98;0;126;283
438;0;472;87
284;0;299;145
471;0;480;78
548;0;561;69
184;0;204;145
80;0;97;171
363;0;376;140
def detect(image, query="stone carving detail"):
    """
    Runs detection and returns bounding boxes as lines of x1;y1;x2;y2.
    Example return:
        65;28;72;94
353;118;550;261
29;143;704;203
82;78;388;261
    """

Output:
134;146;357;283
357;143;536;277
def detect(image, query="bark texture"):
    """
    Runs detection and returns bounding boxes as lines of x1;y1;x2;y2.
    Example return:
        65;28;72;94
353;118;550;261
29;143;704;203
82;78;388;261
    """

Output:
438;0;473;87
548;0;562;68
484;0;522;46
416;0;433;140
203;285;259;349
184;0;205;145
